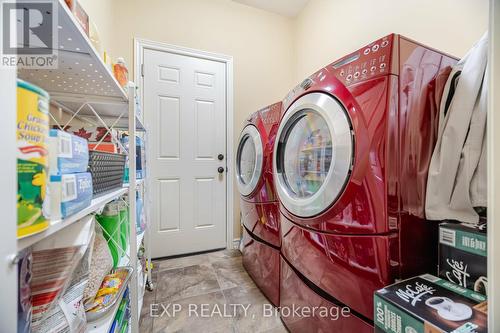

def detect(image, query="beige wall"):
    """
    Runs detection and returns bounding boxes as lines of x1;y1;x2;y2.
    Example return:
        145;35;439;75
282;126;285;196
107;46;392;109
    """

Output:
81;0;296;241
294;0;489;81
80;0;488;242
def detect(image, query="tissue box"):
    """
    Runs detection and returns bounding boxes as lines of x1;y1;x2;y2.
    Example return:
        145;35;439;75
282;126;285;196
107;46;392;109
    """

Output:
50;172;93;219
439;222;487;295
49;130;89;175
374;274;487;333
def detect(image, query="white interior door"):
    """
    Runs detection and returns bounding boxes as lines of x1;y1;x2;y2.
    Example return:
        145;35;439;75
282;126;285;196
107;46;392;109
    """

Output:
143;48;227;258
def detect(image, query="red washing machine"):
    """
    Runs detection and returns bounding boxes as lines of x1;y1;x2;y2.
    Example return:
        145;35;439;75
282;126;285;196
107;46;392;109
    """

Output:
273;34;457;332
237;102;283;306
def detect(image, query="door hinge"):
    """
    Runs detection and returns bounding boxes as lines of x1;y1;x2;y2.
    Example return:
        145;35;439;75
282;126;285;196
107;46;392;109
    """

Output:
141;63;144;77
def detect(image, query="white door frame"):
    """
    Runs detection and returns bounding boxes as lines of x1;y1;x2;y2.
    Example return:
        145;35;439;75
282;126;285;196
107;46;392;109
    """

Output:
488;0;499;330
134;38;235;250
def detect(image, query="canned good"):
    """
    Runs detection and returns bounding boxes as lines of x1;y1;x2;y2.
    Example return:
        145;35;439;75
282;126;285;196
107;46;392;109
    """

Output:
17;79;50;238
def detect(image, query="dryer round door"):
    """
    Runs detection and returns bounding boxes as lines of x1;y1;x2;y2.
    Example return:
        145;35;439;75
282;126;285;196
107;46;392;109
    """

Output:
236;125;264;196
274;92;353;217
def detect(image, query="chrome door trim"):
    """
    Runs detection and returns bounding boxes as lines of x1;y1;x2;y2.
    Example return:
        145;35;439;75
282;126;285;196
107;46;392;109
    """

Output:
236;124;263;196
273;92;353;217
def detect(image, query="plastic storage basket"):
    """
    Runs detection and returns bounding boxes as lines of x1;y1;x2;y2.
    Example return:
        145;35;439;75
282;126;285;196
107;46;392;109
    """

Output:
88;151;126;195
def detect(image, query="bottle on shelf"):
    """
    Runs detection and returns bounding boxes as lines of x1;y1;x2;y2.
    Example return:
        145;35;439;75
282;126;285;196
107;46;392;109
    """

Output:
113;58;129;88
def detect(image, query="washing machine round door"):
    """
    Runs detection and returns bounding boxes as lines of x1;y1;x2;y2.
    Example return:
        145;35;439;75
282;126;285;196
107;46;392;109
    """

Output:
274;92;353;217
236;125;263;196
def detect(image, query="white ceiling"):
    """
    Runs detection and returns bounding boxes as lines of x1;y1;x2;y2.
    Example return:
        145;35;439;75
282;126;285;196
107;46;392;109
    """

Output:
232;0;309;17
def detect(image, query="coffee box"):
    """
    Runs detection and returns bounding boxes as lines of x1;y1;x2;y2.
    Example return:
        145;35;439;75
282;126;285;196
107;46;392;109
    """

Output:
439;222;487;295
374;274;487;333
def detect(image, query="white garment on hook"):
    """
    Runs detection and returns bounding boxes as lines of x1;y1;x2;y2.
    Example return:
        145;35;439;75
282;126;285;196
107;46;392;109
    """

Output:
425;33;488;224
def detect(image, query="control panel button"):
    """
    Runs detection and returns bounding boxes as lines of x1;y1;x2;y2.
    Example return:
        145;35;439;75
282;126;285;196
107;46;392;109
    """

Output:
354;72;360;79
372;44;379;52
363;48;370;55
346;74;353;81
340;70;345;77
300;78;314;90
362;69;368;75
370;66;377;72
380;63;386;69
381;40;389;47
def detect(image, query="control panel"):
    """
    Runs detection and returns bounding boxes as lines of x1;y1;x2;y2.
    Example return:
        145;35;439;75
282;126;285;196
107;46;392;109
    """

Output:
329;35;394;86
259;102;281;125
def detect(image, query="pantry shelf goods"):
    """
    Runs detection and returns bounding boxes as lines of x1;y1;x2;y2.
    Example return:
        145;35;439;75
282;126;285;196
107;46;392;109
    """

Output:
9;1;150;332
17;0;127;103
17;187;128;252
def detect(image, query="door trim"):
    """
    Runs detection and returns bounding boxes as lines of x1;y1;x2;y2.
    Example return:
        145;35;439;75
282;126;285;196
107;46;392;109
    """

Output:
134;38;235;250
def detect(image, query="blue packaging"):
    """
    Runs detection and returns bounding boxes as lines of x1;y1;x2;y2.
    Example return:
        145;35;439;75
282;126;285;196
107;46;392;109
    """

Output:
49;130;89;175
122;135;145;181
49;172;93;219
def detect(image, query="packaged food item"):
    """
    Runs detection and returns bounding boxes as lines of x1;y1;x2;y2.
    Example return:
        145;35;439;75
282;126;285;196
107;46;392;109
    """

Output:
72;126;118;143
113;58;129;88
16;79;50;238
88;142;117;153
31;216;94;332
49;129;89;175
83;227;113;304
374;274;487;333
85;267;132;321
50;172;93;219
439;221;487;295
17;248;32;333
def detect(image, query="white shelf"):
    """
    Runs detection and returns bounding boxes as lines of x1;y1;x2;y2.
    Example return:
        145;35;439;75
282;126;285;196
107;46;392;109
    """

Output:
17;0;128;116
116;230;144;268
17;187;128;251
10;4;146;331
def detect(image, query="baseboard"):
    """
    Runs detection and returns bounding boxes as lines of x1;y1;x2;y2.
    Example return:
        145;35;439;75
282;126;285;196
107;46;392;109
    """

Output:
233;238;241;251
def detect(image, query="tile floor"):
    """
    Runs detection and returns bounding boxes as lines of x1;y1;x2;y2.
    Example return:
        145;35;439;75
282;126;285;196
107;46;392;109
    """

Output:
140;249;287;333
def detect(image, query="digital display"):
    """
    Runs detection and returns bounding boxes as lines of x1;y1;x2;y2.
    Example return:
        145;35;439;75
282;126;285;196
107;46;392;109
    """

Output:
331;53;360;69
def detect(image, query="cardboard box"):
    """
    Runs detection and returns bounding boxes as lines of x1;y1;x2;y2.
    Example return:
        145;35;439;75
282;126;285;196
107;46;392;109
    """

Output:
49;172;93;219
374;274;487;333
439;222;487;295
49;130;89;175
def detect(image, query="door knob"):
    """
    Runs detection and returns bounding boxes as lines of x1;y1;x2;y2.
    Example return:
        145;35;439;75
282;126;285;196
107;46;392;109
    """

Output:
218;154;224;161
218;167;225;174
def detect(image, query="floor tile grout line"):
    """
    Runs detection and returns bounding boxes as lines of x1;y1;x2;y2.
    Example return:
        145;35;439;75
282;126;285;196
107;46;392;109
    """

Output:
212;258;241;333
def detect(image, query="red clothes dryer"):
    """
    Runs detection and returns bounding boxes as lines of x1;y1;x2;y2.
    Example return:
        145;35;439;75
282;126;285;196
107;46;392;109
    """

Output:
273;34;457;332
237;102;283;306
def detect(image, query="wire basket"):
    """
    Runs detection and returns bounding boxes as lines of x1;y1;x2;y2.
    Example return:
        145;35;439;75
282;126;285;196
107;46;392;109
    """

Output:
88;151;126;195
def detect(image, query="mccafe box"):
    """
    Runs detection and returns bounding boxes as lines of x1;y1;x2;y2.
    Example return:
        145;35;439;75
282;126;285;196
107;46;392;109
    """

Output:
374;274;487;333
439;222;487;295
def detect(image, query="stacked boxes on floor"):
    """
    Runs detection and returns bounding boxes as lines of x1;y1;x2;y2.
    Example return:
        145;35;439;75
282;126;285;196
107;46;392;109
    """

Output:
374;221;488;333
374;274;487;333
48;130;92;220
438;222;487;295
